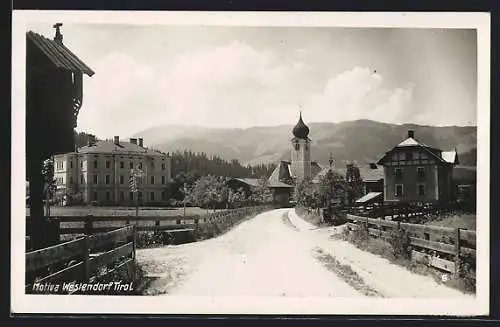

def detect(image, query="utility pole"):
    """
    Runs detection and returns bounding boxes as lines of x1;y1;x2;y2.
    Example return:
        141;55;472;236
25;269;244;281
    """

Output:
129;167;144;217
183;182;187;217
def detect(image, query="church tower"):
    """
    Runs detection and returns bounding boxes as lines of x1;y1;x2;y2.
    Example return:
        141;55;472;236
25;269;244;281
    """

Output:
291;112;312;182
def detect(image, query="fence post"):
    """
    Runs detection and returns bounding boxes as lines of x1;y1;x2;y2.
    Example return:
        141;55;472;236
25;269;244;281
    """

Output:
84;215;93;235
378;218;382;238
454;228;461;277
131;224;137;282
82;236;90;282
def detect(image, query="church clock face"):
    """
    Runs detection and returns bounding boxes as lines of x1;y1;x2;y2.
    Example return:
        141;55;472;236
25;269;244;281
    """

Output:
294;142;300;151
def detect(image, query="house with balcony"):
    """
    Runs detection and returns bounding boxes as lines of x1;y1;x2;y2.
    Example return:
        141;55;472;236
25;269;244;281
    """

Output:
376;130;459;205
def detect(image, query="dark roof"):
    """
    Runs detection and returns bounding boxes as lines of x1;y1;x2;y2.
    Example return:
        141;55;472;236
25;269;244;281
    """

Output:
76;140;166;157
268;161;293;186
229;178;261;187
292;112;310;139
27;31;95;76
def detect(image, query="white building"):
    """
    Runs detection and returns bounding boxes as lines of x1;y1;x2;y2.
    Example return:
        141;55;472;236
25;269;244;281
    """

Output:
53;136;172;205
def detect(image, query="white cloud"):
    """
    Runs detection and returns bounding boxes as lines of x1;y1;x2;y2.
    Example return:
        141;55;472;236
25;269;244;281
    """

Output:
306;67;414;124
78;47;417;138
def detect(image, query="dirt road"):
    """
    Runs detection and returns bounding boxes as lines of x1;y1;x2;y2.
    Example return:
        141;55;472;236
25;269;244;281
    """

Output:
137;209;473;298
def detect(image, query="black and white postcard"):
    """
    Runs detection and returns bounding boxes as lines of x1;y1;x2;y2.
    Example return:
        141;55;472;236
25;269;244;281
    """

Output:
11;10;490;315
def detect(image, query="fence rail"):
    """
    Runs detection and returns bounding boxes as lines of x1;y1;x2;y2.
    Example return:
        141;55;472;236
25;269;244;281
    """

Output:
25;225;136;293
26;206;271;238
346;214;476;275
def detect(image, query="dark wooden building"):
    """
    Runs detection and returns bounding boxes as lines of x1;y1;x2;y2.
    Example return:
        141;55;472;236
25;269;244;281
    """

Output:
26;24;94;249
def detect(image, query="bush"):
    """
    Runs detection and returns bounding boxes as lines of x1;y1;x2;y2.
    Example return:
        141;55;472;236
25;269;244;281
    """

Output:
345;223;369;247
457;252;476;293
388;228;412;260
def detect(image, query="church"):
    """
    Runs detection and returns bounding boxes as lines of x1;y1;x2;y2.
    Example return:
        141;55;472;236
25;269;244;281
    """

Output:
267;112;327;207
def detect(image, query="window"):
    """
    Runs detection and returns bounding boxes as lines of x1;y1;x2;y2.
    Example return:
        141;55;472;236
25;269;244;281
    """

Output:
119;175;124;184
417;167;426;180
395;184;403;197
70;161;73;169
129;162;133;169
120;161;124;169
69;176;73;184
162;176;166;184
138;162;143;169
394;168;403;180
80;161;83;168
106;161;110;169
106;192;110;201
150;192;155;201
294;142;300;151
150;176;155;185
151;161;155;169
406;152;413;160
105;174;111;185
161;163;166;171
92;191;98;201
93;174;98;184
80;175;84;184
398;152;406;161
417;184;426;196
93;160;98;169
129;192;134;201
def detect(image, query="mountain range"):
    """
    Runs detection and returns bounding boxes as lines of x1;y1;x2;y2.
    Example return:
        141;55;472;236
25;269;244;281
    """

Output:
131;119;477;167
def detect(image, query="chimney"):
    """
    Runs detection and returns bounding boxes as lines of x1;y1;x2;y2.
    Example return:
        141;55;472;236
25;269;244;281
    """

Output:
114;136;120;145
138;138;143;147
53;23;63;44
408;130;415;139
130;138;137;145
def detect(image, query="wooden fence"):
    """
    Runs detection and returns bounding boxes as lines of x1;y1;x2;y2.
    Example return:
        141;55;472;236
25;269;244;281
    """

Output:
25;225;136;294
345;214;476;275
349;203;458;223
26;206;271;238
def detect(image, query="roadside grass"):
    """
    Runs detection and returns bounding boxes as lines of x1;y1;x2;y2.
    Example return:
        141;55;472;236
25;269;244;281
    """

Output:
424;213;476;231
336;224;475;295
281;212;299;231
295;207;329;227
312;247;383;297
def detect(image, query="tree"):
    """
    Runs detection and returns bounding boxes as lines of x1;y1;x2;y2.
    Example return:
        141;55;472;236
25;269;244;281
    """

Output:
250;176;274;205
345;163;364;206
189;175;228;212
318;169;346;208
294;178;320;209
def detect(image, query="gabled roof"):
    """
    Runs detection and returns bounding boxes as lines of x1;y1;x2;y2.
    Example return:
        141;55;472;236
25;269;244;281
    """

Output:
77;140;166;157
268;161;293;187
229;178;261;187
27;31;95;76
377;135;457;166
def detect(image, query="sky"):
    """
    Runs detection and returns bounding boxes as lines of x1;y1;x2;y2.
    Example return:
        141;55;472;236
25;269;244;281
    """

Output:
28;24;478;138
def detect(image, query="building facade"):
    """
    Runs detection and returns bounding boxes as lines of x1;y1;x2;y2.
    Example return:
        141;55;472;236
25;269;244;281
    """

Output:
53;136;172;205
376;130;458;205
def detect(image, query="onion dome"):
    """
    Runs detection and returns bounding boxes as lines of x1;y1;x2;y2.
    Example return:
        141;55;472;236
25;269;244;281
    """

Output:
292;112;310;139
